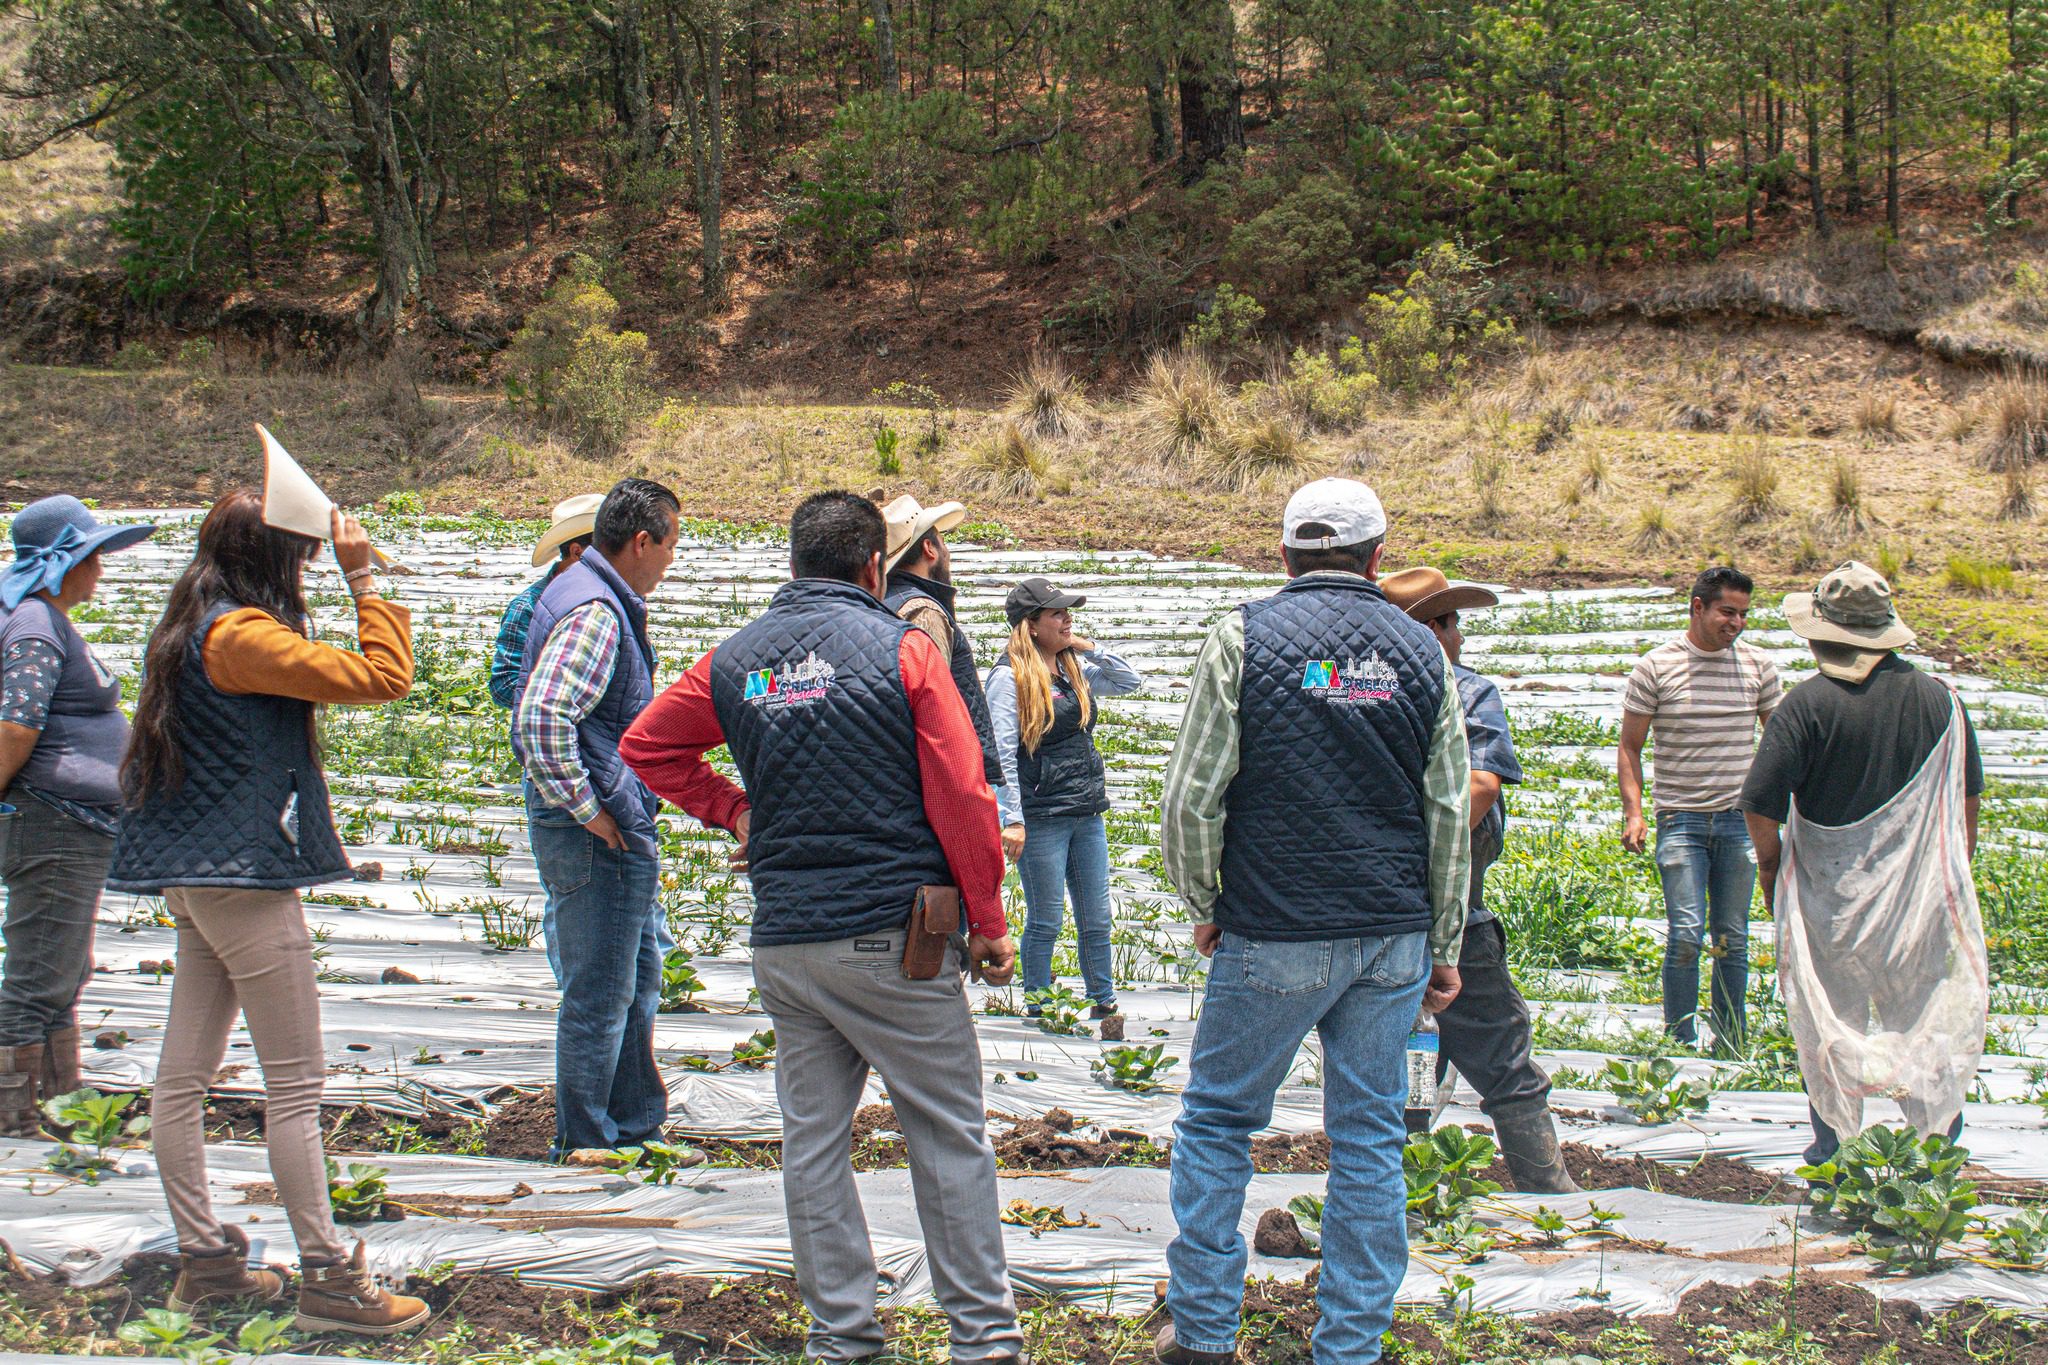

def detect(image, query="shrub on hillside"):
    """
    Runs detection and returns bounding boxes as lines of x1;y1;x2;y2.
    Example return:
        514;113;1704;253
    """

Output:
1243;339;1381;431
1221;175;1370;327
1183;284;1266;362
788;91;978;286
505;256;655;457
1356;239;1519;395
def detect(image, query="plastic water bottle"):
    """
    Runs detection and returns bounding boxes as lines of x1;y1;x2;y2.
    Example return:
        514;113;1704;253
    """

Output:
1405;1010;1440;1117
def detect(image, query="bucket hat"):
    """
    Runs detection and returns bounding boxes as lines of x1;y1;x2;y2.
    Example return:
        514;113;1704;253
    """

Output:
1784;561;1915;682
4;496;156;609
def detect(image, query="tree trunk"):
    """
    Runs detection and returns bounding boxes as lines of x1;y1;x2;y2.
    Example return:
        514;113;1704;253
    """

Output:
1884;0;1901;231
869;0;897;92
1144;56;1172;164
1841;24;1862;216
1174;0;1243;183
336;18;429;339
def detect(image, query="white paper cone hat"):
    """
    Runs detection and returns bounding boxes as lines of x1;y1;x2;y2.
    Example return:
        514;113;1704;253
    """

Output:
257;423;335;540
257;423;395;567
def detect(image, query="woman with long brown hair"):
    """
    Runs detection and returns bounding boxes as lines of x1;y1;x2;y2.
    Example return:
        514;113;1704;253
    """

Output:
109;491;426;1336
983;577;1142;1019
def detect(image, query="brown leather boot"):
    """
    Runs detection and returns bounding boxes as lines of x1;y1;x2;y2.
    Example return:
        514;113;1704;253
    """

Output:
41;1025;81;1099
168;1225;286;1313
0;1043;44;1138
295;1241;429;1336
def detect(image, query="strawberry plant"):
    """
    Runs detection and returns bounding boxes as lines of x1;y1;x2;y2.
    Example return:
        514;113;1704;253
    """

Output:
657;948;705;1012
1981;1207;2048;1269
1025;985;1088;1036
42;1088;151;1183
1090;1043;1179;1092
731;1028;776;1069
1600;1056;1711;1124
1797;1124;1978;1273
326;1160;392;1223
1404;1124;1502;1228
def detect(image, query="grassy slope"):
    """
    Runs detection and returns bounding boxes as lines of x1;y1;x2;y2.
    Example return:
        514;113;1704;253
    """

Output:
4;313;2044;678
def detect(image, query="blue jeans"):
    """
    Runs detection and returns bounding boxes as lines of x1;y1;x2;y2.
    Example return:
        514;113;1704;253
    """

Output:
1168;930;1429;1363
527;789;667;1157
1655;809;1755;1049
1016;814;1116;1008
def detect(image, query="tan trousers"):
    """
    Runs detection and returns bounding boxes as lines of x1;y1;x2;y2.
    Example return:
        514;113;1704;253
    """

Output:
154;886;346;1261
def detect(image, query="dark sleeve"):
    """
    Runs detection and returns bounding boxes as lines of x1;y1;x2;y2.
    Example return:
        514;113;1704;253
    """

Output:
1458;673;1522;784
1962;706;1985;798
1738;695;1810;823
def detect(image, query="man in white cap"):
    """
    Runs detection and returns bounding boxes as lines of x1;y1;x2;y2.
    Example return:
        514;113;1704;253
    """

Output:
1740;562;1986;1167
490;494;602;709
1157;477;1471;1365
879;494;1005;797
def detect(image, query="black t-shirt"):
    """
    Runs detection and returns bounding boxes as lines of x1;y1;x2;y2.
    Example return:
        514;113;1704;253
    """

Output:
1738;654;1984;827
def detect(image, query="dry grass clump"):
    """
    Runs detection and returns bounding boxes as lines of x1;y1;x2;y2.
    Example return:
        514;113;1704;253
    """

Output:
1472;445;1509;527
1002;350;1093;442
2001;464;2036;522
1202;413;1321;492
1983;369;2048;472
1734;395;1777;434
1725;438;1782;525
1576;446;1610;497
959;421;1055;499
1942;404;1981;444
1632;503;1680;551
1131;348;1229;466
1530;405;1574;456
1661;390;1725;432
1817;455;1873;538
1873;542;1911;583
1852;390;1905;443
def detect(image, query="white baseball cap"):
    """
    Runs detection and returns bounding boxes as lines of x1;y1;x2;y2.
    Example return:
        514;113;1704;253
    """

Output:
1282;478;1387;549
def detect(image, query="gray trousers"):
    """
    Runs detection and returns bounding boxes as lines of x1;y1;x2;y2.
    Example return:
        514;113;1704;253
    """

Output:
753;930;1021;1363
0;790;113;1047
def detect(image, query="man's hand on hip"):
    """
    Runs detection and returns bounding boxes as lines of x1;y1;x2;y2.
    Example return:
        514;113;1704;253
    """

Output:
968;932;1017;984
1422;964;1461;1014
582;808;626;851
1193;923;1223;957
727;810;751;871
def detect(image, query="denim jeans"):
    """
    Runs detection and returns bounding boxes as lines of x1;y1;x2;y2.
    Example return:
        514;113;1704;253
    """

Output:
0;790;114;1047
1168;930;1429;1363
1016;813;1116;1008
1655;809;1755;1049
527;787;667;1157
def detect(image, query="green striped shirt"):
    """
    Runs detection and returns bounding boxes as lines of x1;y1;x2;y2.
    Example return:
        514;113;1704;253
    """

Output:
1160;577;1473;965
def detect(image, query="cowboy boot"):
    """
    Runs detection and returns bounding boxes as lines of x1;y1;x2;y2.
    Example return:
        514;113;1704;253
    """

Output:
1492;1096;1580;1195
167;1225;286;1313
41;1025;82;1099
0;1043;45;1138
295;1241;430;1336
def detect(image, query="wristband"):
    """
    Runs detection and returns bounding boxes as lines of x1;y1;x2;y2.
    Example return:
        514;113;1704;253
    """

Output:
344;566;376;583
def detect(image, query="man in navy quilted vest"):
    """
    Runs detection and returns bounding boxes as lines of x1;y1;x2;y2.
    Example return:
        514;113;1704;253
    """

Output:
512;478;680;1160
621;491;1024;1365
1156;478;1472;1365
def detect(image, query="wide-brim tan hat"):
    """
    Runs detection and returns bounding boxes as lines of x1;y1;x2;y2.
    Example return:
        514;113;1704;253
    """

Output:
1379;565;1500;623
532;493;605;567
1784;560;1914;651
881;494;967;574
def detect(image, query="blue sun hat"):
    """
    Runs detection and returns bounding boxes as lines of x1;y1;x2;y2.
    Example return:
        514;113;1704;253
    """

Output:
4;496;157;609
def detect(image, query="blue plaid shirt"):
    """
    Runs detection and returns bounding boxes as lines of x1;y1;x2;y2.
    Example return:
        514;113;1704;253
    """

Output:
488;576;550;709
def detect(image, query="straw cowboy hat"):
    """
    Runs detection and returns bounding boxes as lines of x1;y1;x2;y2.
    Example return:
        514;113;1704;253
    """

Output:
531;493;605;568
1784;560;1915;682
1379;566;1500;623
881;494;967;574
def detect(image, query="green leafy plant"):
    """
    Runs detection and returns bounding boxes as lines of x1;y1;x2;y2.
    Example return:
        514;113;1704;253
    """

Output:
1600;1056;1712;1124
1404;1124;1502;1228
1090;1043;1179;1092
534;1327;676;1365
999;1198;1099;1237
42;1088;151;1183
1025;984;1088;1036
657;948;705;1012
1287;1192;1325;1249
118;1308;221;1354
731;1028;776;1069
1798;1124;1978;1273
614;1139;703;1186
1981;1207;2048;1268
474;896;541;950
872;424;902;475
325;1159;392;1223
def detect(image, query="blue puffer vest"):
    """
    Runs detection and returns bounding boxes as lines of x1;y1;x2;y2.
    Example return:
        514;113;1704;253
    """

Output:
1015;669;1108;820
710;577;952;946
109;601;351;892
1216;574;1447;942
883;570;1003;785
510;552;660;859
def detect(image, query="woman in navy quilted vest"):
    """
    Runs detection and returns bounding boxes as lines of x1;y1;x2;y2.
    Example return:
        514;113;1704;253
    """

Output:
984;577;1142;1020
109;491;428;1336
0;496;155;1136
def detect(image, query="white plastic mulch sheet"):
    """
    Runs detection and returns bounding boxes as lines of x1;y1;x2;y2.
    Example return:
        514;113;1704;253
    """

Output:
2;512;2046;1322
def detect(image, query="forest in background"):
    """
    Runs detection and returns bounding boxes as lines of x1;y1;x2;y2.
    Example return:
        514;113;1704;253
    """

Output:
0;0;2045;357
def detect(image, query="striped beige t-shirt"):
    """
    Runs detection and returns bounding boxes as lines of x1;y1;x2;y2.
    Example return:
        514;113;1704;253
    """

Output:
1623;637;1781;814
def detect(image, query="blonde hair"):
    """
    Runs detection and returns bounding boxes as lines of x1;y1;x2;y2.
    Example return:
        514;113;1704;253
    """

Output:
1006;618;1092;754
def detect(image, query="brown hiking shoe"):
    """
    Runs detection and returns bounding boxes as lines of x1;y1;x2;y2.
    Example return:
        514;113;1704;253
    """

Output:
168;1225;286;1312
295;1241;429;1336
0;1044;46;1138
1154;1322;1236;1363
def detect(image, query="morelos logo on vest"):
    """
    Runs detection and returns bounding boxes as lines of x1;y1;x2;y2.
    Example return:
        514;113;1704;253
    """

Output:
743;651;838;709
1300;651;1401;705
